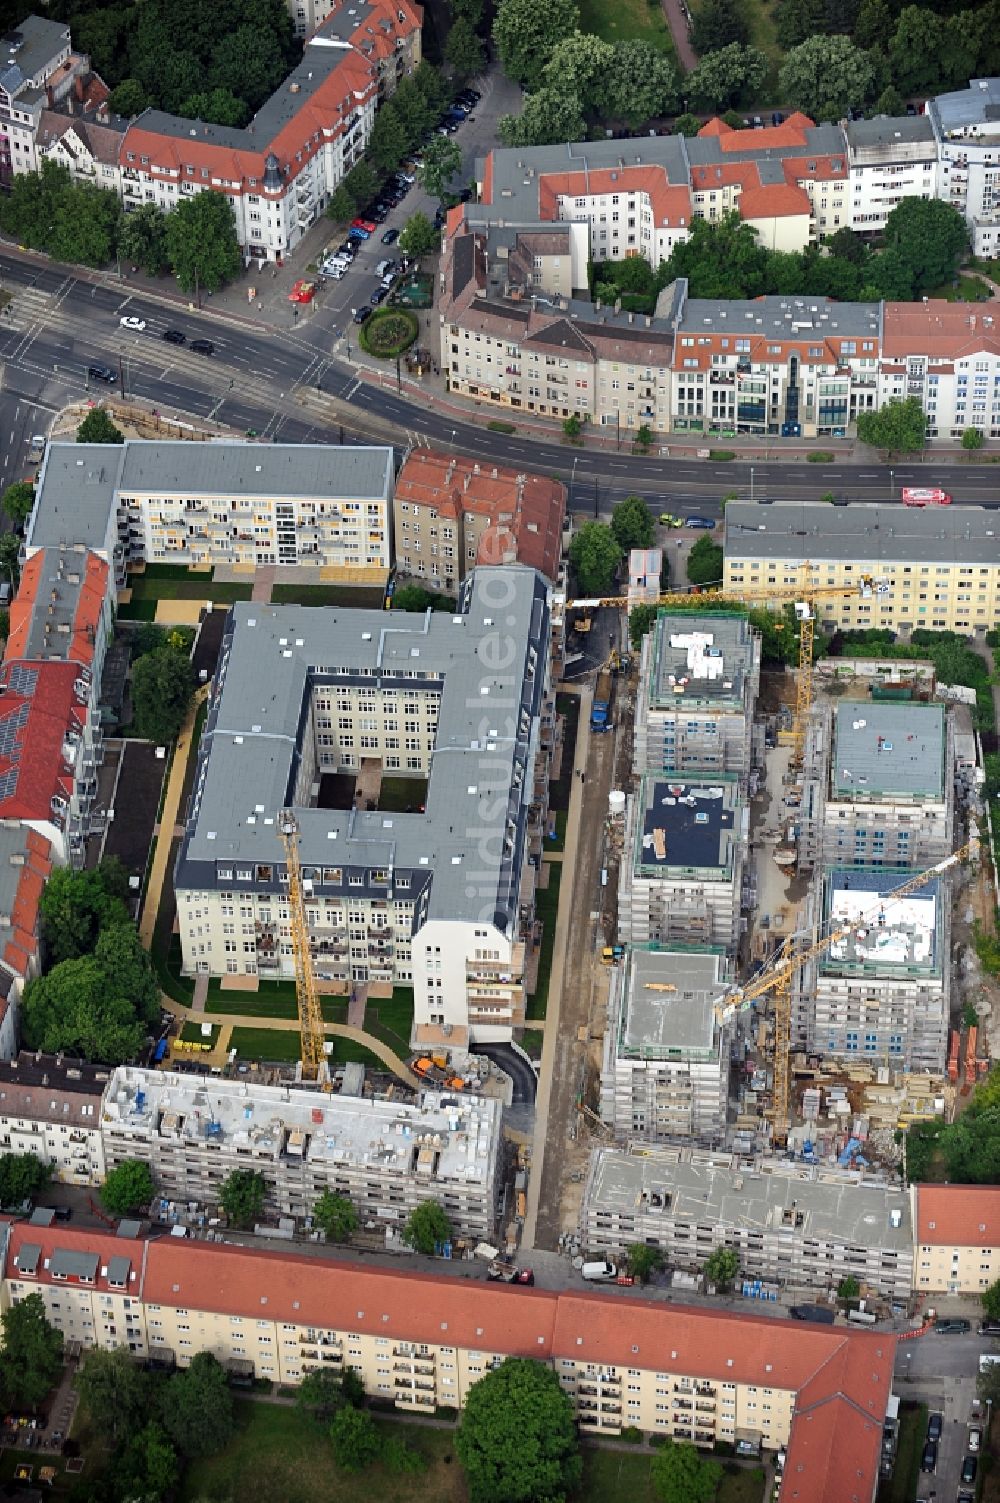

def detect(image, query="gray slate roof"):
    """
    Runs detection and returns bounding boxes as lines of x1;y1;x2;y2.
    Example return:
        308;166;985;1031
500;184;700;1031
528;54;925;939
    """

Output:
931;77;1000;135
679;295;880;340
724;501;1000;567
832;700;946;799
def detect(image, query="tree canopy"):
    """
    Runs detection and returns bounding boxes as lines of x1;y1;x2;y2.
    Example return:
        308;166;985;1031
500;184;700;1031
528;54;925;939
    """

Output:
418;136;463;202
77;407;124;444
629;603;660;651
117;202;170;276
686;535;723;587
983;1279;1000;1323
703;1246;740;1290
493;0;579;90
76;1348;151;1443
650;1438;723;1503
22;924;160;1065
444;16;486;81
1;480;34;528
40;860;130;965
882;197;969;297
610;495;655;552
687;44;768;112
313;1191;359;1242
778;35;876;120
457;1358;582;1503
160;1351;235;1458
0;1292;64;1410
0;160;120;268
569;522;622;596
330;1403;380;1471
398;211;439;259
220;1168;266;1227
0;1152;52;1210
102;1159;155;1217
131;641;195;744
402;1199;453;1254
113;1422;178;1503
691;0;749;54
856;396;926;456
164;190;242;296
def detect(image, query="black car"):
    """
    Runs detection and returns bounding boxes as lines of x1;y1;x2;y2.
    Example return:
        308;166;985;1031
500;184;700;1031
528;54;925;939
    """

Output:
962;1456;978;1485
370;204;389;223
162;328;186;345
381;227;399;244
927;1413;942;1441
88;363;117;383
353;305;372;324
920;1441;937;1473
979;1319;1000;1335
190;339;214;355
338;239;355;256
370;287;387;306
933;1318;970;1334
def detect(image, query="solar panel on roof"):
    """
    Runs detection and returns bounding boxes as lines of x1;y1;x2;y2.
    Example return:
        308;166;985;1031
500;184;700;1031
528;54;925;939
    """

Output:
7;666;37;697
0;769;19;801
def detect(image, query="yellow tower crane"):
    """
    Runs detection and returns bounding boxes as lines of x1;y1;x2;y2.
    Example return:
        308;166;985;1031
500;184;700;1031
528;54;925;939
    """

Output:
278;808;330;1086
567;567;890;764
711;840;978;1138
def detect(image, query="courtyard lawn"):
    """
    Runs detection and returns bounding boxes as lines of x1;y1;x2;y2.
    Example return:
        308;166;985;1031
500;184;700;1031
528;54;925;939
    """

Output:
378;776;427;811
576;0;675;54
180;1401;466;1503
926;273;993;303
579;1450;766;1503
879;1402;926;1503
228;1027;306;1063
527;863;562;1020
270;583;386;607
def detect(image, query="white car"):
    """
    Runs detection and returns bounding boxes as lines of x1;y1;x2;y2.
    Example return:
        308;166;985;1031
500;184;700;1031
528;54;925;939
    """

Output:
119;315;146;331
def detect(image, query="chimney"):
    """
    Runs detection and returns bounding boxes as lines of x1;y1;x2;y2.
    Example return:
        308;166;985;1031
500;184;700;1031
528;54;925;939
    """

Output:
74;74;84;102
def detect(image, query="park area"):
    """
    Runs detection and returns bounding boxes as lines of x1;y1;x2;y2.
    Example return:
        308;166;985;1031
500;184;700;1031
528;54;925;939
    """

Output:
576;0;674;52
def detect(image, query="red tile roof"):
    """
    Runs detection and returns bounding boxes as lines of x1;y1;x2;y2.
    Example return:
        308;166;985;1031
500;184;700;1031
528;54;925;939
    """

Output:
6;551;107;667
0;660;88;822
4;830;54;977
883;301;1000;360
739;182;814;220
915;1184;1000;1246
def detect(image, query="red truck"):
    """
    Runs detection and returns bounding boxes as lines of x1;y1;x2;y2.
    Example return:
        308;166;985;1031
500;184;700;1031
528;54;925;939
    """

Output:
901;487;951;507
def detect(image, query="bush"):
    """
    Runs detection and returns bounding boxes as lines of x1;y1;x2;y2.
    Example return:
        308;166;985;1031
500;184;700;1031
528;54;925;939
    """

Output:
358;308;418;358
708;449;735;460
620;1425;644;1444
487;419;516;433
807;451;834;462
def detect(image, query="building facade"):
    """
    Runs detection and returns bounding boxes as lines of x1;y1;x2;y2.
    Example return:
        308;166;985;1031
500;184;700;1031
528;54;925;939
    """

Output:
723;501;1000;636
618;775;746;951
580;1146;914;1298
174;567;552;1045
845;116;939;236
634;613;760;783
0;831;55;1056
913;1184;1000;1294
929;78;1000;257
102;1068;501;1239
599;946;732;1142
0;1219;896;1500
0;1052;108;1183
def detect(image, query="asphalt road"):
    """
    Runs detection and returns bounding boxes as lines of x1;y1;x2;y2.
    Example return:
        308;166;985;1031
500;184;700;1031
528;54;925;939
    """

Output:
897;1326;993;1500
5;252;1000;517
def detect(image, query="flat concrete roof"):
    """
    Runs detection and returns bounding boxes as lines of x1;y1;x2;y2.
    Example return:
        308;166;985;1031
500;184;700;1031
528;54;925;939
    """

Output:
832;701;946;799
845;115;936;151
679;295;879;341
633;775;741;876
822;867;941;974
585;1147;913;1251
649;613;755;711
724;500;1000;568
104;1067;501;1187
617;947;728;1057
931;78;1000;136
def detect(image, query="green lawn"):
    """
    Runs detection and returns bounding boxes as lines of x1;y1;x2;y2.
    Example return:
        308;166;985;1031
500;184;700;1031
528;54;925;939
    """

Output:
127;576;254;604
521;1027;545;1058
270;583;386;607
229;1027;309;1063
548;807;568;852
180;1401;467;1503
527;863;562;1020
878;1402;926;1503
576;0;675;54
926;273;993;303
378;776;427;812
579;1450;765;1503
180;1021;220;1045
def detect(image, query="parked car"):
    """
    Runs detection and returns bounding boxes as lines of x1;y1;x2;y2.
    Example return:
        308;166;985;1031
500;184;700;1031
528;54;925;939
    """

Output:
979;1320;1000;1335
381;227;399;244
348;225;370;241
119;315;146;331
88;363;117;383
375;259;395;278
961;1456;978;1484
351;217;376;234
162;328;186;345
353;305;372;324
684;515;716;529
370;287;388;306
969;1427;981;1452
927;1413;943;1442
933;1318;970;1334
920;1441;937;1473
190;339;214;356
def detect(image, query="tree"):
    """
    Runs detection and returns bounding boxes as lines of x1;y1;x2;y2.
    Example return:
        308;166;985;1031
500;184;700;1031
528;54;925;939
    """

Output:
672;112;702;137
210;25;287;108
0;533;20;591
882;197;969;297
650;1438;723;1503
178;86;247;127
39;862;130;964
854;0;893;49
101;1159;155;1217
492;0;579;90
837;1274;861;1300
343;160;379;211
22;951;151;1064
569;521;622;596
776;0;826;50
117;202;170;275
856;396;926;456
330;1403;380;1472
398;210;440;259
368;103;409;173
165;190;242;296
627;1244;663;1283
327;183;357;225
445;17;486;81
113;1422;178;1503
611;495;655;551
0;1293;64;1410
963;426;985;452
402;1199;452;1254
109;78;147;117
313;1191;358;1242
160;1352;234;1458
888;5;948;97
393;584;441;612
95;922;160;1022
563;413;582;440
702;1246;739;1291
77;407;124;445
687;44;768;112
0;161;121;269
131;643;195;744
691;0;749;54
778;35;876;121
1;480;33;528
826;226;867;265
686;534;723;587
875;85;905;116
0;1152;51;1210
451;0;485;24
629;603;659;651
498;86;586;148
76;1348;150;1443
220;1168;266;1228
418;135;463;202
457;1358;581;1503
979;1359;1000;1407
543;32;614;112
600;41;678;128
982;1279;1000;1323
635;424;653;451
297;1366;352;1424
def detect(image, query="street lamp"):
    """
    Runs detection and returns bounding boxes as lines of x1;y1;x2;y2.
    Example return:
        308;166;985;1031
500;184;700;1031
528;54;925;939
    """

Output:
889;468;894;500
570;455;578;516
750;465;755;503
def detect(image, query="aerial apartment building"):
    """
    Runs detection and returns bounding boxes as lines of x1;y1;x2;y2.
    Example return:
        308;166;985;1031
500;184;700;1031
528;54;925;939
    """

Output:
174;567;552;1045
633;613;760;783
879;301;1000;441
0;1051;108;1183
580;1145;914;1299
101;1068;502;1239
928;77;1000;257
0;1218;896;1499
723;501;1000;636
28;441;396;580
913;1184;1000;1295
794;868;949;1075
618;775;747;951
0;831;55;1057
599;946;732;1142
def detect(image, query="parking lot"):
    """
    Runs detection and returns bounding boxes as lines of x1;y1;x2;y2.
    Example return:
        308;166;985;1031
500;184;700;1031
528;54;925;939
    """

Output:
897;1322;994;1501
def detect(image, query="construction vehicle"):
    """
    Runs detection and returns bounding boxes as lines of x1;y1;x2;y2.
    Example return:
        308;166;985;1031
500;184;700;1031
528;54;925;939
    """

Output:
709;841;977;1138
412;1054;465;1090
902;487;951;507
591;668;613;731
277;809;331;1087
601;944;626;964
573;614;593;634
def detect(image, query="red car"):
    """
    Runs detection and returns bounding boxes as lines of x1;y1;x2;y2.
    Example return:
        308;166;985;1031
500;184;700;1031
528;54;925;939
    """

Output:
351;217;376;234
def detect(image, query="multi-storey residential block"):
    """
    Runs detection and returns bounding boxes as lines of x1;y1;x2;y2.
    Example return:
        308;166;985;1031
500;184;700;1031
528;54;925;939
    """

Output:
880;301;1000;441
393;447;566;591
723;501;1000;636
0;17;74;181
599;946;732;1142
0;1219;896;1498
799;700;954;870
618;774;746;950
929;77;1000;256
794;868;949;1074
102;1068;501;1239
174;567;551;1045
633;613;760;782
913;1184;1000;1294
0;1052;107;1182
29;441;395;579
845;115;940;235
0;831;55;1056
580;1146;914;1298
